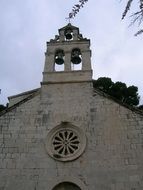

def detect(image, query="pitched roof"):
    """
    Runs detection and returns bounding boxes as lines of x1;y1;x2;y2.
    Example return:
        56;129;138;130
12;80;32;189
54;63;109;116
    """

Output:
8;88;39;100
0;88;40;117
0;85;143;117
94;88;143;116
59;23;79;32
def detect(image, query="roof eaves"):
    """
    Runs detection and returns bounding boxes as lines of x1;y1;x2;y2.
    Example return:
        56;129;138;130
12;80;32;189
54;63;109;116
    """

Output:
0;89;40;117
8;88;40;100
93;88;143;116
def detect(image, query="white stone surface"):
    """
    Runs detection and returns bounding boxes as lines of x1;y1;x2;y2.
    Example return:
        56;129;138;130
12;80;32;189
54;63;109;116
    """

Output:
0;24;143;190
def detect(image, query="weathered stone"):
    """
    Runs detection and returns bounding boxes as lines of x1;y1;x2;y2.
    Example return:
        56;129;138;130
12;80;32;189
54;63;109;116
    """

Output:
0;23;143;190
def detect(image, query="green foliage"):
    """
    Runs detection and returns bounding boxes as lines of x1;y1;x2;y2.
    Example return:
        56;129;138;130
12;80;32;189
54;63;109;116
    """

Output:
0;104;6;112
124;86;139;106
109;82;127;101
93;77;113;92
138;105;143;110
93;77;140;106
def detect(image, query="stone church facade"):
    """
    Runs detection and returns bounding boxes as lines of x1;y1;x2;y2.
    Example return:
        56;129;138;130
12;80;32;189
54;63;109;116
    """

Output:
0;24;143;190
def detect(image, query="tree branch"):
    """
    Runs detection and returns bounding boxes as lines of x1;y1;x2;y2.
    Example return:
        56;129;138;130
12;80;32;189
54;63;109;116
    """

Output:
67;0;88;19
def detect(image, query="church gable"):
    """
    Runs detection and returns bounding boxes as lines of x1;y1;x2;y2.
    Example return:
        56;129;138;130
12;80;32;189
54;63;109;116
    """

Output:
0;24;143;190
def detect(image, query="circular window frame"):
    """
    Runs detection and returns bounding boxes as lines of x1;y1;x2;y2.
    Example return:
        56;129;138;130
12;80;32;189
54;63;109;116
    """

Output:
45;123;86;162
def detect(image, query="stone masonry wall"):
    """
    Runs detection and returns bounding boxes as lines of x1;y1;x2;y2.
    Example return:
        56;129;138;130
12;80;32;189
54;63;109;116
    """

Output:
89;90;143;190
0;83;143;190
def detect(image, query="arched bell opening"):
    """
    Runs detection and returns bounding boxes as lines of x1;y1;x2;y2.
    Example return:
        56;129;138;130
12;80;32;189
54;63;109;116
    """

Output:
52;182;81;190
55;49;65;71
64;28;73;41
71;48;82;71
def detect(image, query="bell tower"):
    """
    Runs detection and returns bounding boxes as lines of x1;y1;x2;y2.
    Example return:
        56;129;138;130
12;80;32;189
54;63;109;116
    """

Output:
42;23;92;84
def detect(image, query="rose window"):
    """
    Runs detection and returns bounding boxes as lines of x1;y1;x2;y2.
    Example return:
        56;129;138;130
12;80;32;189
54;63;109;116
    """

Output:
52;129;80;156
45;123;86;161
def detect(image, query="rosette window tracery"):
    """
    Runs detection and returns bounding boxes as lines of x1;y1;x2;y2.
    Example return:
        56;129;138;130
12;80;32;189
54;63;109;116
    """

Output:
52;129;80;156
45;123;86;161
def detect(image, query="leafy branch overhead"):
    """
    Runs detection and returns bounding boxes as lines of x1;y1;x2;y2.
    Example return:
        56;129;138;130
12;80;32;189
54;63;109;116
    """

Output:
122;0;143;36
67;0;143;35
67;0;88;19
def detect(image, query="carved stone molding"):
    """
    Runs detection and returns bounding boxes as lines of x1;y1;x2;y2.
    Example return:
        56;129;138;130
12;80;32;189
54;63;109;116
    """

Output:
45;122;86;161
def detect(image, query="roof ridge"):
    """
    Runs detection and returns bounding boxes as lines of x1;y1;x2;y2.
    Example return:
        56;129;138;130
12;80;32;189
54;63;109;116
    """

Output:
8;88;40;99
93;88;143;116
0;89;40;117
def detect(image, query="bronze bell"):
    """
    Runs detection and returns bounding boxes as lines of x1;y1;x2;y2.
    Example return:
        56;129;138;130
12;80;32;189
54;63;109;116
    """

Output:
55;51;64;65
65;29;73;40
71;49;81;64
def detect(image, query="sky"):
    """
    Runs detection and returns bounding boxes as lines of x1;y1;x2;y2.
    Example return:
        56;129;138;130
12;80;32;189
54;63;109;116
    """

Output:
0;0;143;105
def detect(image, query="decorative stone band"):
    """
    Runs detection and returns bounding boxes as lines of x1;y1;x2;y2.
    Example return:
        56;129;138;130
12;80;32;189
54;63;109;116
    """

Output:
45;123;86;161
